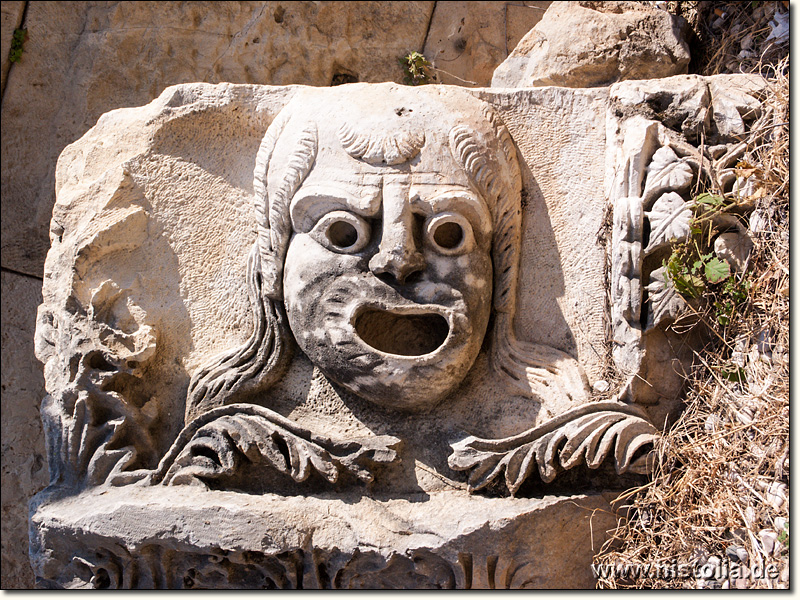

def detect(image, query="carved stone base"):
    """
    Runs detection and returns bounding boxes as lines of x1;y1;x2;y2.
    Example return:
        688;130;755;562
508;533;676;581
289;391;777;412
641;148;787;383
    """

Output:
30;487;618;589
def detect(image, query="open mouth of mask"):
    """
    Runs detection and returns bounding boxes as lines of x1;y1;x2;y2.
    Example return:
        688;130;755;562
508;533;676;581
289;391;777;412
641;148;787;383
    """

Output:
354;308;450;357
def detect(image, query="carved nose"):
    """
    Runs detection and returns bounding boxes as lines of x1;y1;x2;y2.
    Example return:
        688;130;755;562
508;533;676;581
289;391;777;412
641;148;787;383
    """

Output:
369;239;426;285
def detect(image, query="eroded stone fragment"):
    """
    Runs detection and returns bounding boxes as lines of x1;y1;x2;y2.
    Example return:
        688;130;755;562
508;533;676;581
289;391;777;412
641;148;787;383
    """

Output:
492;1;690;88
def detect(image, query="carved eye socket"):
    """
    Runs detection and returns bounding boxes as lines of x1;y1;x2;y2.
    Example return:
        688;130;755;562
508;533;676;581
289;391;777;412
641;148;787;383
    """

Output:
426;212;474;255
433;221;463;249
310;211;371;253
328;220;358;248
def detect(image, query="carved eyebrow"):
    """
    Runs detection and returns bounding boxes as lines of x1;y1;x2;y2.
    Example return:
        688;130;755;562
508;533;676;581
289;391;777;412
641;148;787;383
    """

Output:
290;185;381;233
411;189;492;239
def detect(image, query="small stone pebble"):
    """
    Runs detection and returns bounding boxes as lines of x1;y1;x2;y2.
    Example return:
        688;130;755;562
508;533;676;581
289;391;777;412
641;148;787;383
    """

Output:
759;529;777;555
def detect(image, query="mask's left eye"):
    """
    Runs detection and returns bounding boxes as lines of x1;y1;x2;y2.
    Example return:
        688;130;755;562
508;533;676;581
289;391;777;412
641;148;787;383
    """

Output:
309;210;371;253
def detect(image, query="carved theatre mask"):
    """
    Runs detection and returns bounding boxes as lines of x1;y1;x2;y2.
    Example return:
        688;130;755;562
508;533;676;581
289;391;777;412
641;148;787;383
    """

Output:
280;115;495;409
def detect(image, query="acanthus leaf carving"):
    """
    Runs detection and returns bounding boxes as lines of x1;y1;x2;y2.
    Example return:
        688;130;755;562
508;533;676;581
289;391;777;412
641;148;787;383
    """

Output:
641;145;694;207
608;76;768;394
448;402;657;495
41;541;506;590
140;404;402;489
37;281;158;489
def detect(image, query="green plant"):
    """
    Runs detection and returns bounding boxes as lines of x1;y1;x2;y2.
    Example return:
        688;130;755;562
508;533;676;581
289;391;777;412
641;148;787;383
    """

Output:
777;521;789;551
663;191;751;327
9;28;27;63
398;51;433;86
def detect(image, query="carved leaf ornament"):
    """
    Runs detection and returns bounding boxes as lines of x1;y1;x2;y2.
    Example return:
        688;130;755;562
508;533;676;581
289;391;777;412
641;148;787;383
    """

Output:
143;404;401;488
646;266;687;330
642;146;694;206
644;191;693;254
448;402;657;495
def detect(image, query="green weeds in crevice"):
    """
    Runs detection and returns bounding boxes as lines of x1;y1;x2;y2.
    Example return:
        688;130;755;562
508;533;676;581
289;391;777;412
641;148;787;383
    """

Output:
398;51;434;85
9;28;27;63
664;190;752;329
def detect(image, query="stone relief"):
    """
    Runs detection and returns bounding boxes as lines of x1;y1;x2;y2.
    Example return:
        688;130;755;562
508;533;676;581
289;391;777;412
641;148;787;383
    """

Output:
607;74;767;410
186;85;590;416
29;77;765;588
42;543;531;590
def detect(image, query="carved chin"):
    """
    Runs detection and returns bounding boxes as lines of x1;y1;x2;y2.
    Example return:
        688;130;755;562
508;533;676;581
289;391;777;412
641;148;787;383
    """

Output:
286;280;485;411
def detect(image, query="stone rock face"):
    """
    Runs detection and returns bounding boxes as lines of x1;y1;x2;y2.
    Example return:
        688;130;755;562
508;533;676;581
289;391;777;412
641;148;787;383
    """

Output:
423;1;551;87
1;272;48;590
492;1;690;88
1;1;435;278
31;487;618;589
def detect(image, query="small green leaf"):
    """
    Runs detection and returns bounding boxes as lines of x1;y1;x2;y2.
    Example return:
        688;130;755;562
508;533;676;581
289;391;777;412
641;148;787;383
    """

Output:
719;367;746;383
705;257;731;283
777;521;789;548
673;273;705;299
8;28;27;63
695;192;725;207
399;51;433;85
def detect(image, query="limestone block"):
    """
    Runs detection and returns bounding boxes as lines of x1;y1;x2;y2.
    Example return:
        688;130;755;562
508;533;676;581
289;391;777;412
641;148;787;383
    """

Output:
0;1;434;277
34;73;778;587
31;487;619;589
0;0;25;94
492;1;690;88
423;1;550;87
29;82;668;588
1;271;48;589
473;86;610;384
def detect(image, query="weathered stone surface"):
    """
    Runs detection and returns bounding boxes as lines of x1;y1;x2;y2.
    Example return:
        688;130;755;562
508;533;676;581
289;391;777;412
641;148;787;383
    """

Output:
474;87;610;384
31;487;619;589
1;271;48;590
492;1;690;88
36;83;616;448
0;1;435;277
29;82;667;588
0;0;25;95
423;1;550;87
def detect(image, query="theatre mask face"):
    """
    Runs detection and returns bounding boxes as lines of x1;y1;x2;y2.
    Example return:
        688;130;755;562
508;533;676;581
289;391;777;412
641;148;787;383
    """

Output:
281;134;494;411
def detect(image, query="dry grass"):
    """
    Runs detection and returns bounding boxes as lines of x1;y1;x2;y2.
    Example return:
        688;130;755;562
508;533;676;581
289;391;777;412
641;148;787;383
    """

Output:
594;3;789;589
700;1;790;77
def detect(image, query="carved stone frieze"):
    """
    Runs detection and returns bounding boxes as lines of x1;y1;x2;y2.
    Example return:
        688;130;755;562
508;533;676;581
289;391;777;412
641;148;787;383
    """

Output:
29;77;761;588
30;487;618;589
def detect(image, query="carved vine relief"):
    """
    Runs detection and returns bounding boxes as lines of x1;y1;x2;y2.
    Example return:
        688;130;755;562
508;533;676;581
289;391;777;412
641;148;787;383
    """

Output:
43;543;539;590
608;75;767;404
34;85;665;502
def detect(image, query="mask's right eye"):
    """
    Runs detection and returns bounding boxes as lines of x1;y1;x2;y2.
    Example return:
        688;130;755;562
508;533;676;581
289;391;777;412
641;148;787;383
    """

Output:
309;210;371;253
